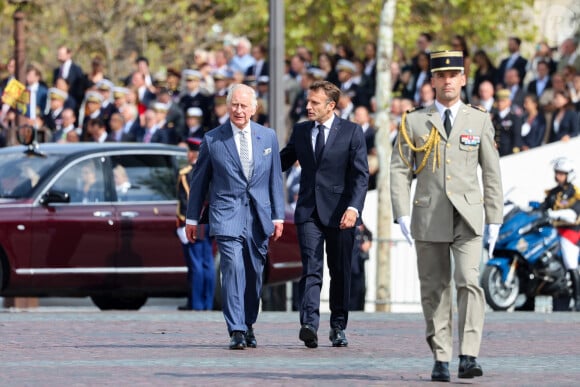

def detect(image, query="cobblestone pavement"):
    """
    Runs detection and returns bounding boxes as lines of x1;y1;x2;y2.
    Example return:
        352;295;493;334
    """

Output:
1;307;579;386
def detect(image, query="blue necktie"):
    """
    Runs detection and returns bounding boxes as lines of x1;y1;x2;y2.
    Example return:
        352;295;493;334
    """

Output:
315;124;325;163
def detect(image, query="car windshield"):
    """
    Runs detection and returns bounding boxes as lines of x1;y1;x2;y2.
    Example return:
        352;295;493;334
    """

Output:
0;151;63;198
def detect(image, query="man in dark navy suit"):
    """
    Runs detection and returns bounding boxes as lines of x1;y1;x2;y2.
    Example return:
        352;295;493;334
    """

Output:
280;80;369;349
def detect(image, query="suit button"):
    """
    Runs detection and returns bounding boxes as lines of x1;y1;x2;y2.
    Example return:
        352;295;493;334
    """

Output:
446;159;451;164
447;191;451;195
414;200;419;204
446;175;451;180
446;144;451;148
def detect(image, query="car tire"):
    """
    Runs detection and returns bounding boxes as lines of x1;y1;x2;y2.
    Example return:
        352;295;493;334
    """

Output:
90;295;147;310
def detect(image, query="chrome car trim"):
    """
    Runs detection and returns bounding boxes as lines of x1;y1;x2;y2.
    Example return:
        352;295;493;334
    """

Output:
15;267;188;275
271;262;303;269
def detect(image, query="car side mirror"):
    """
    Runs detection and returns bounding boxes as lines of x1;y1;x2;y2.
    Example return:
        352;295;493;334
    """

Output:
40;190;71;205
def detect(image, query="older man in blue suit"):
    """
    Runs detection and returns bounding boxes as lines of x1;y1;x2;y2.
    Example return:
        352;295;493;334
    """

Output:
280;81;369;349
185;84;285;350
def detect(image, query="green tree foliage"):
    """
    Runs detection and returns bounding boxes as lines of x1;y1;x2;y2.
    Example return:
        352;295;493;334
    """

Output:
0;0;544;83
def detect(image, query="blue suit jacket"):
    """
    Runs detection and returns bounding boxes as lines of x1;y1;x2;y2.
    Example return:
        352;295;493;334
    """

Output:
186;121;285;239
280;115;369;227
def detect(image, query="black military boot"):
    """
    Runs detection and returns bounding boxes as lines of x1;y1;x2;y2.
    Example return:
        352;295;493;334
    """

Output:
570;270;580;312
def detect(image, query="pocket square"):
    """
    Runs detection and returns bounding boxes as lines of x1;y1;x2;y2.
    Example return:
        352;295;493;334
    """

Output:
263;147;272;155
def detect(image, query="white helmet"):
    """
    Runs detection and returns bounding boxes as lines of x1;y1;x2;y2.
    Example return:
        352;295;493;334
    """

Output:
552;157;576;183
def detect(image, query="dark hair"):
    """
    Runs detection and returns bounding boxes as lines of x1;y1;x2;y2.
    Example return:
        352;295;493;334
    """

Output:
510;37;522;47
453;35;470;57
310;80;340;105
420;32;433;42
135;56;149;65
87;117;106;128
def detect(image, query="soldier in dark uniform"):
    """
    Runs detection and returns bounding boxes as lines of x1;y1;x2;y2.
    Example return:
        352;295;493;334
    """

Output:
44;87;67;132
176;137;215;311
349;222;372;311
491;89;522;156
96;79;118;131
179;70;214;130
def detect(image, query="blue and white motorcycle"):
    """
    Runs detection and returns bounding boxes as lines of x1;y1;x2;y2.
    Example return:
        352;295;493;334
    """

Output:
481;201;579;311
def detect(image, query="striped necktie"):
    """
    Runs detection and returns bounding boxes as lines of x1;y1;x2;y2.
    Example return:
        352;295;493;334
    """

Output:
239;130;252;179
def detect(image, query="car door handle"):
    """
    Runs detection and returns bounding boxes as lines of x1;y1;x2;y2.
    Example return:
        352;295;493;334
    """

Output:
120;211;139;218
93;211;113;217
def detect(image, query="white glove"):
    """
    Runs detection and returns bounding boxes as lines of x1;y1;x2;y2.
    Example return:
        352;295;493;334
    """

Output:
397;216;414;246
176;227;189;245
486;223;501;259
547;208;578;224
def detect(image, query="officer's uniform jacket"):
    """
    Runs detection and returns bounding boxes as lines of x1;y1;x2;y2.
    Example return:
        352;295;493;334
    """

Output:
390;102;504;242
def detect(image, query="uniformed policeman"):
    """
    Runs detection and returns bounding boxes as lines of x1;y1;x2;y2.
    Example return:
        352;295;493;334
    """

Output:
176;137;215;311
390;50;503;382
542;157;580;311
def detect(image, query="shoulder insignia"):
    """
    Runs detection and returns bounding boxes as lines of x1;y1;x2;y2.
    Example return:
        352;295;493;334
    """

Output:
406;105;424;114
468;104;487;113
179;165;193;175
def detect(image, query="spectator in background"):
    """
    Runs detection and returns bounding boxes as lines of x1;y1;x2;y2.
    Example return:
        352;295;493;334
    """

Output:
557;38;580;74
318;52;339;86
184;107;205;139
25;62;48;121
230;37;256;74
357;42;377;109
43;87;67;132
96;79;117;129
419;82;435;107
150;102;177;145
80;91;103;140
119;103;142;142
87;117;113;143
527;41;557;80
86;55;106;88
527;60;552;99
503;68;526;115
476;80;496;113
353;105;377;190
0;57;15;95
53;46;86;110
451;35;471;102
245;44;268;83
179;69;213;129
491;89;523;156
472;50;499;102
498;36;528;88
521;93;546;150
547;90;579;143
410;52;431;106
157;87;185;140
52;108;78;143
411;32;433;74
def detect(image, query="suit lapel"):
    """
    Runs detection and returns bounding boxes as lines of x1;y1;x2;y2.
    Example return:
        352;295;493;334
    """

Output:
324;116;340;157
220;123;244;174
250;123;261;180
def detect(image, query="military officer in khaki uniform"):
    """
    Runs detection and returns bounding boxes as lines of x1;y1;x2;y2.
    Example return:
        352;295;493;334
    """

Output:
390;51;503;382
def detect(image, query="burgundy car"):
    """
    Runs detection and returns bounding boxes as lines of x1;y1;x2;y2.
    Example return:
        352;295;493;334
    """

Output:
0;142;301;310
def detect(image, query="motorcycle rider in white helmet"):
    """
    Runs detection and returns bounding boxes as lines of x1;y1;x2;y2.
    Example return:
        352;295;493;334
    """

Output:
542;157;580;311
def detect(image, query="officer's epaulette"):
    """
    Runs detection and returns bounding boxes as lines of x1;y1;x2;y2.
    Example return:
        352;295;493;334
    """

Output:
467;104;487;113
179;165;193;175
406;106;424;114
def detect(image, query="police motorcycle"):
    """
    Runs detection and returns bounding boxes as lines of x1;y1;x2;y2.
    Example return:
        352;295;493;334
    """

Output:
481;200;579;311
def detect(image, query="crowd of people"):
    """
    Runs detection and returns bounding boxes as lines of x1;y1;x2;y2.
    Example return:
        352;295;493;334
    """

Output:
1;34;579;184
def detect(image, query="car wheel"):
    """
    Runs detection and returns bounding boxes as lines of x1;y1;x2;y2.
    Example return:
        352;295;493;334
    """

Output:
90;295;147;310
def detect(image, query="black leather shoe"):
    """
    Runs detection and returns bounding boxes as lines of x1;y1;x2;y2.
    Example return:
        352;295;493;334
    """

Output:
431;361;450;382
177;304;192;311
458;355;483;378
329;328;348;347
299;324;318;348
229;331;246;350
246;327;257;348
